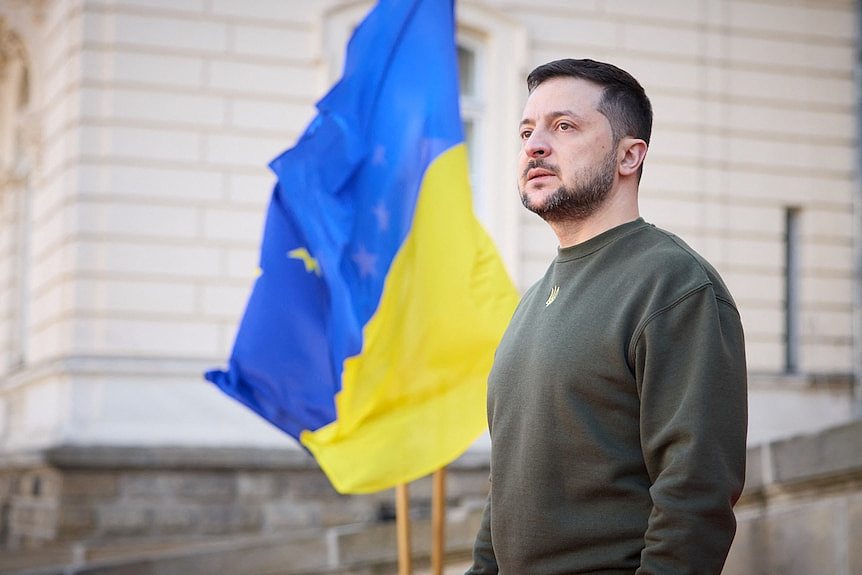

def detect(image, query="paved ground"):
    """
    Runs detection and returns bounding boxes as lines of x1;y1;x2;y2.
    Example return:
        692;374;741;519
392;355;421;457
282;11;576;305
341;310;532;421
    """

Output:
415;561;471;574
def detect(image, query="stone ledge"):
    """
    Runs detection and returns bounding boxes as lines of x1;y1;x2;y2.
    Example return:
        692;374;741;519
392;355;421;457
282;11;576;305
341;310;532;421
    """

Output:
0;445;319;471
0;355;223;393
0;444;492;473
748;371;854;390
743;419;862;494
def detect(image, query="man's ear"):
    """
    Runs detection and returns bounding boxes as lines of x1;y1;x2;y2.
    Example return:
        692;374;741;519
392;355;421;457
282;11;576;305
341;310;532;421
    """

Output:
618;138;648;177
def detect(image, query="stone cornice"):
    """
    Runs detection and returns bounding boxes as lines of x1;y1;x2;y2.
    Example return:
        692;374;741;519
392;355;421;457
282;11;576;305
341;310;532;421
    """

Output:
742;419;862;500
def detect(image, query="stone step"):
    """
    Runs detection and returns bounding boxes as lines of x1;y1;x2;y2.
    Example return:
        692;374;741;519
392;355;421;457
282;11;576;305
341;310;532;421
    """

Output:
0;509;481;575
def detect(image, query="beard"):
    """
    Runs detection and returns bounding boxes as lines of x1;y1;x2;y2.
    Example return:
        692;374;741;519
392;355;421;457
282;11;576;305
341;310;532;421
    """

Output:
519;148;617;223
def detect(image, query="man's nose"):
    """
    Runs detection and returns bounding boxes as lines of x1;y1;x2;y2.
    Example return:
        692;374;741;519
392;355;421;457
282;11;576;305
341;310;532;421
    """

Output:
524;131;550;158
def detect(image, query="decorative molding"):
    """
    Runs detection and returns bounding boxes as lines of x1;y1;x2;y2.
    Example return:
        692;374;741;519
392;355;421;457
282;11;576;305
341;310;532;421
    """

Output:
0;354;229;393
0;17;27;75
12;109;43;179
2;0;48;24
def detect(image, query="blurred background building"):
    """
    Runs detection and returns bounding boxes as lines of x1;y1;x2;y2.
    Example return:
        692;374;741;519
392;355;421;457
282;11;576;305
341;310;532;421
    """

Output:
0;0;859;573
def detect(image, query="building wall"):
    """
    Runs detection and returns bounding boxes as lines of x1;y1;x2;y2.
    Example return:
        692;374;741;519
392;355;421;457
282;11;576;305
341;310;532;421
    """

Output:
1;0;330;452
0;0;858;552
1;0;79;451
2;423;861;573
506;0;857;442
725;420;862;575
510;0;856;378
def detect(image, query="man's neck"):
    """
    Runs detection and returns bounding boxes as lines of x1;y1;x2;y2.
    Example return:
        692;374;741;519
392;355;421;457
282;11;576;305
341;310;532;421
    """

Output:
549;188;640;248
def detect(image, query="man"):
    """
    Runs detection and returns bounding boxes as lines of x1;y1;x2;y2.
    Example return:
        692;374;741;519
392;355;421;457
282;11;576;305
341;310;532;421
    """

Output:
467;59;747;574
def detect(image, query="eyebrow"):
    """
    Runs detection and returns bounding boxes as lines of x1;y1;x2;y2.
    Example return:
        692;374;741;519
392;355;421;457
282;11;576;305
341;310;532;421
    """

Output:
519;109;584;127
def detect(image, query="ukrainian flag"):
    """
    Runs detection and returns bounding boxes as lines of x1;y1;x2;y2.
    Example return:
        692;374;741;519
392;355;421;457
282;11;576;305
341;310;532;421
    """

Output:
205;0;518;494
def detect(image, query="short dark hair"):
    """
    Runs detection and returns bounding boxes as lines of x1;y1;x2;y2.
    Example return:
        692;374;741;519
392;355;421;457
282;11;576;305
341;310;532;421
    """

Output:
527;59;652;146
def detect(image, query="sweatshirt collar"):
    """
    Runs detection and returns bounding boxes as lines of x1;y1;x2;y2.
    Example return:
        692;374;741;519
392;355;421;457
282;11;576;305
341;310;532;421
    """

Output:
555;218;648;262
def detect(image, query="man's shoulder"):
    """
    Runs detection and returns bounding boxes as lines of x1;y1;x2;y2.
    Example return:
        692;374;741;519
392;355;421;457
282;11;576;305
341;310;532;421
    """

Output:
620;223;737;306
629;225;709;271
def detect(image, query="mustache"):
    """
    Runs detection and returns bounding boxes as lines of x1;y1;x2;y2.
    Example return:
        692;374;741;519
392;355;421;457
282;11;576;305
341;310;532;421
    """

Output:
522;159;560;179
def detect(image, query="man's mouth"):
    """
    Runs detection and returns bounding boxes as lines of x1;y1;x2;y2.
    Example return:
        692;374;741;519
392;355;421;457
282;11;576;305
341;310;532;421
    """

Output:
527;168;556;181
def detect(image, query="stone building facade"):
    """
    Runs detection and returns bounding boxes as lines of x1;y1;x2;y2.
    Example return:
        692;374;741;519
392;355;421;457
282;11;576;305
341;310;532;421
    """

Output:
0;0;859;573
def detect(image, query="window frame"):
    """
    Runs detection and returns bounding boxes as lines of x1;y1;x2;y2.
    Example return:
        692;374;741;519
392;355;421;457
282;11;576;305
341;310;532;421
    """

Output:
322;2;527;280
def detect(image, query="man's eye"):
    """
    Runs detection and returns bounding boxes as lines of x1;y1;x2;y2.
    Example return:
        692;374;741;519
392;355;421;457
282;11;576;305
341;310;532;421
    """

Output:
520;130;532;140
559;123;573;131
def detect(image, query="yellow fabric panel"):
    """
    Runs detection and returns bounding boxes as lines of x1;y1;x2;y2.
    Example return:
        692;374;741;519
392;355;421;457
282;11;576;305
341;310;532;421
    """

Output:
301;144;518;493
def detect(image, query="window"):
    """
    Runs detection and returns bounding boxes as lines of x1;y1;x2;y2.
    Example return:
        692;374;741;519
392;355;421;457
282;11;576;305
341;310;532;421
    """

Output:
457;41;483;215
322;2;527;278
784;207;800;374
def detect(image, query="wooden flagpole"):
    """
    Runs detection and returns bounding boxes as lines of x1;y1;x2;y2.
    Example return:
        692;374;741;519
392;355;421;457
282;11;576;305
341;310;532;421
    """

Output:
397;468;446;575
396;483;412;575
431;467;447;575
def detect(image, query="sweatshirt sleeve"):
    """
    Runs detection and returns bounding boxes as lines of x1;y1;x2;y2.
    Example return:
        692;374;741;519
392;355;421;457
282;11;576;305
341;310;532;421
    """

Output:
632;284;747;574
465;488;498;574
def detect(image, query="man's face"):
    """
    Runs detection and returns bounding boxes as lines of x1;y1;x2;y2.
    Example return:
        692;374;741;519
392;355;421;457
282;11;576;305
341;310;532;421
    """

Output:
517;76;618;222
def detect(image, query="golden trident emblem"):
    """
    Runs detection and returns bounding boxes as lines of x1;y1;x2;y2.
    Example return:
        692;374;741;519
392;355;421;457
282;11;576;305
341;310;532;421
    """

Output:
545;285;560;306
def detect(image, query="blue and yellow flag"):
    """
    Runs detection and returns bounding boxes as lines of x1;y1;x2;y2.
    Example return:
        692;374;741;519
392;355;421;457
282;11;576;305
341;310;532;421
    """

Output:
205;0;518;494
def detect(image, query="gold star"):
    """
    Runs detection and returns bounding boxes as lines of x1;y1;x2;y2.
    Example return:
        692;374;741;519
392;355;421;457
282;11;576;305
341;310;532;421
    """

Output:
288;248;322;276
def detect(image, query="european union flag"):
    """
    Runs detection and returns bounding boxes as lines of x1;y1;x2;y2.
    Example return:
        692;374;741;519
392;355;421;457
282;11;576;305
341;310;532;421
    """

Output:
206;0;518;494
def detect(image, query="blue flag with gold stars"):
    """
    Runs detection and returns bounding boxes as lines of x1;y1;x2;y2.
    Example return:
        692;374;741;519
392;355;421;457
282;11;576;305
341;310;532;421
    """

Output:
205;0;518;494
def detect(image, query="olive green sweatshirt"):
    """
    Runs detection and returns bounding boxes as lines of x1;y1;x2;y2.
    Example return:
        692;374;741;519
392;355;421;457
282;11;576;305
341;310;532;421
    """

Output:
468;219;747;575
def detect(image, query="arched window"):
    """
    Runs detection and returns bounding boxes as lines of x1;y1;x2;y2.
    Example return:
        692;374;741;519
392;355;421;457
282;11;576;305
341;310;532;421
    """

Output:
0;24;32;372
